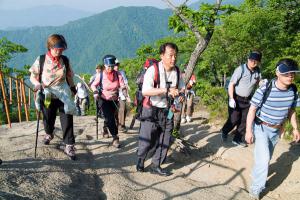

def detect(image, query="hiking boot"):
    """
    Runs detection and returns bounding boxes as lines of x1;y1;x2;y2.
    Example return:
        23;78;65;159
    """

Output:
43;134;53;145
112;137;120;148
119;126;127;133
103;127;109;138
136;158;145;172
64;144;76;160
150;164;171;176
220;132;227;142
181;118;186;124
232;139;248;147
186;116;192;123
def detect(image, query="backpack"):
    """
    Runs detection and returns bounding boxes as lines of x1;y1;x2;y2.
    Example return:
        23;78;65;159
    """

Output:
96;70;120;94
225;64;260;91
256;79;298;117
39;54;70;85
134;58;180;119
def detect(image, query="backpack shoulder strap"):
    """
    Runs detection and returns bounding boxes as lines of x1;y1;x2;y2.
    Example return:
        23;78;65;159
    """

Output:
175;66;180;89
290;84;298;101
61;55;70;71
100;71;103;89
235;64;245;87
153;62;160;88
61;55;70;86
39;54;46;83
256;79;273;116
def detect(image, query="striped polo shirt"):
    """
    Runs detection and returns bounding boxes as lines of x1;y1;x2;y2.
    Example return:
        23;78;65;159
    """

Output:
250;79;300;125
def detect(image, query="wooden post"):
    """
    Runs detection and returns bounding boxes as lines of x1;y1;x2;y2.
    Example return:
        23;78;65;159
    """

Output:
20;81;23;105
0;72;11;128
28;87;31;108
15;79;22;122
21;79;29;121
9;77;12;104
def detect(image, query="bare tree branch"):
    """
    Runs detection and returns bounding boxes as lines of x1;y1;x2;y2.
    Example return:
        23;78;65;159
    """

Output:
163;0;222;83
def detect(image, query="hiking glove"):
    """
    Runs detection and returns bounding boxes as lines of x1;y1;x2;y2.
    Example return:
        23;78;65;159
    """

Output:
93;93;99;100
229;98;236;108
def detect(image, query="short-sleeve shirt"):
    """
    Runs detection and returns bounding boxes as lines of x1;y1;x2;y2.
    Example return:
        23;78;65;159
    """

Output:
29;55;74;87
230;64;261;97
250;80;300;125
91;70;125;101
142;61;185;108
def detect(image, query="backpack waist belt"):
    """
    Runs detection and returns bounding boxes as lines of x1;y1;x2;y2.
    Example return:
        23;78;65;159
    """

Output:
254;117;282;129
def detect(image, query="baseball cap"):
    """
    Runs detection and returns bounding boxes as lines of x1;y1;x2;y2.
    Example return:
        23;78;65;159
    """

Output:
103;55;116;66
276;63;300;74
248;52;262;62
53;41;67;49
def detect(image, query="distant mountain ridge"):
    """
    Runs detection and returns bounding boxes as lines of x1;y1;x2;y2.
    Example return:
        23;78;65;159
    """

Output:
1;6;173;73
0;5;93;30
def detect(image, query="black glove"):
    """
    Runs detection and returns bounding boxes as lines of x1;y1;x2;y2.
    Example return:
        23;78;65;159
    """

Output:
70;86;77;95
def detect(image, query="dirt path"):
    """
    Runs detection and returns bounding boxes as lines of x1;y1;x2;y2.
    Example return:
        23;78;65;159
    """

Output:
0;110;299;200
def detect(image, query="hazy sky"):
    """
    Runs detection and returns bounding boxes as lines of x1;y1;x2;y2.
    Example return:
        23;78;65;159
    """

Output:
0;0;200;12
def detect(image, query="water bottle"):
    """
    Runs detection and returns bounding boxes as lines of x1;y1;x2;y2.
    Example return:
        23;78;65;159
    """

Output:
44;89;51;108
173;96;182;112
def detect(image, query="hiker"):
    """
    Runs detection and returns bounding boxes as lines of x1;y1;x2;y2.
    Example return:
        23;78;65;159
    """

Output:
29;34;77;160
220;51;262;147
89;64;102;87
91;55;126;148
75;82;89;116
181;71;196;123
114;59;130;133
245;58;300;199
136;42;185;176
173;70;196;138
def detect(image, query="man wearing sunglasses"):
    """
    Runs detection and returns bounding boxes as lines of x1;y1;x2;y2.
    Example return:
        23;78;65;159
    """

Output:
246;58;300;199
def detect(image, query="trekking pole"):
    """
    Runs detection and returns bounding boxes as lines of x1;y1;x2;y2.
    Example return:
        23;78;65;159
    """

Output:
34;90;42;158
34;110;40;158
159;82;172;166
129;114;137;129
96;100;99;140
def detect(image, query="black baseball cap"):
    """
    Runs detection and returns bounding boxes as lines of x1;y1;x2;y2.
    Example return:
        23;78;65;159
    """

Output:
248;52;262;62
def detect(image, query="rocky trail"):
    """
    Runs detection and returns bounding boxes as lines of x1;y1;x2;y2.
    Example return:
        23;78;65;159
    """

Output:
0;110;299;200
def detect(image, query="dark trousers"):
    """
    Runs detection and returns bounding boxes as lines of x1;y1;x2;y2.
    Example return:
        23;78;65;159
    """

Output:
101;99;119;138
137;107;174;167
221;97;250;142
41;98;75;145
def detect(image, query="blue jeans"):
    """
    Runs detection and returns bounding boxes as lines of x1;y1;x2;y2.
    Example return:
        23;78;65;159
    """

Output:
250;123;280;195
